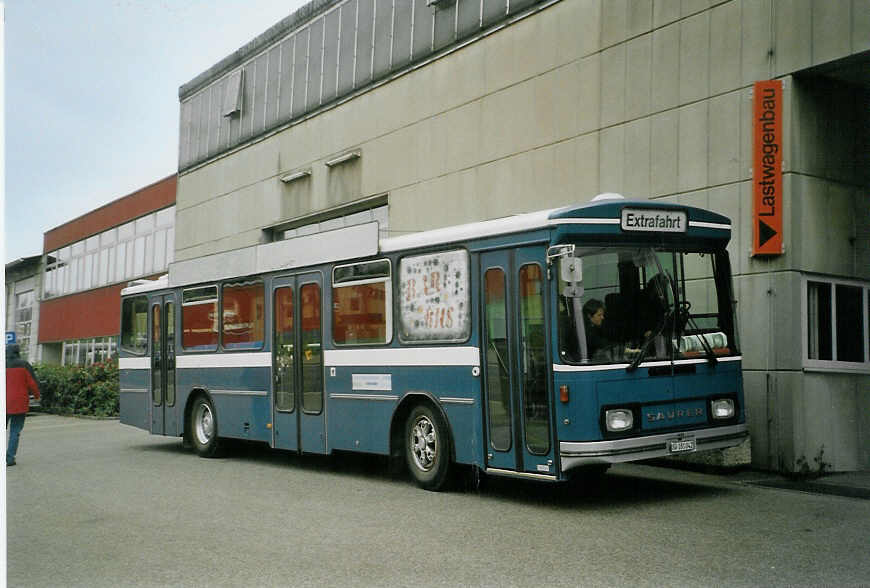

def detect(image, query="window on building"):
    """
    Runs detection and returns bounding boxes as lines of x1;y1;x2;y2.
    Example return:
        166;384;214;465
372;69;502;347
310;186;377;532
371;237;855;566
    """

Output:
43;206;175;299
398;249;470;343
14;290;34;359
806;277;870;369
282;204;389;241
62;337;119;366
332;259;392;345
222;280;265;349
182;286;219;351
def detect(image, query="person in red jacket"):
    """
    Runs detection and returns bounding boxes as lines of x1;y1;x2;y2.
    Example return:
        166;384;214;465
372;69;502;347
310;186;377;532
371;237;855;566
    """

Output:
6;343;40;466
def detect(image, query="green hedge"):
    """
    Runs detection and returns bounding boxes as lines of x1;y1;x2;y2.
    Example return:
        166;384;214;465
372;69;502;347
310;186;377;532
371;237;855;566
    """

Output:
33;360;119;417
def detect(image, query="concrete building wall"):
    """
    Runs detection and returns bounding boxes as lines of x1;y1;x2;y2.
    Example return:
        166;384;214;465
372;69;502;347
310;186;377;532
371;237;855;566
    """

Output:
175;0;870;472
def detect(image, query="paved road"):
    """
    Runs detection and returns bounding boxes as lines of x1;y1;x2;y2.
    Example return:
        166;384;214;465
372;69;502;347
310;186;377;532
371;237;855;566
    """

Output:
6;414;870;587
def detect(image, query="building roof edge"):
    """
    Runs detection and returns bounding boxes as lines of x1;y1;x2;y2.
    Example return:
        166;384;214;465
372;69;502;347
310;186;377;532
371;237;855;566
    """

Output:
178;0;339;100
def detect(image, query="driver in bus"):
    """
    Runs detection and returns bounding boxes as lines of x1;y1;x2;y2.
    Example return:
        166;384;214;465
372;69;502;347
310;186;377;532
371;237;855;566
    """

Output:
582;298;609;359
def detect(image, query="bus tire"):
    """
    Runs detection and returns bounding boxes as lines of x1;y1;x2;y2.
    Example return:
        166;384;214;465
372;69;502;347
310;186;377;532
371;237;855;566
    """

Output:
190;395;223;458
405;403;451;491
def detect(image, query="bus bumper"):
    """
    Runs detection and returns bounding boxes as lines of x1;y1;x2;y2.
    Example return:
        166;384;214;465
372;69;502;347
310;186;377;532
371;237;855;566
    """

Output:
559;423;748;473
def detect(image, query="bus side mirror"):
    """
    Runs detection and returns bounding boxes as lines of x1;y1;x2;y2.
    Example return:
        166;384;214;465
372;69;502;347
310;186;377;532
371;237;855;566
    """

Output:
560;256;582;284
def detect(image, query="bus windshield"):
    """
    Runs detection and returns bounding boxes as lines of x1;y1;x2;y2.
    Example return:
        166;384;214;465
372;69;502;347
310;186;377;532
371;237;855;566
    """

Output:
558;246;738;365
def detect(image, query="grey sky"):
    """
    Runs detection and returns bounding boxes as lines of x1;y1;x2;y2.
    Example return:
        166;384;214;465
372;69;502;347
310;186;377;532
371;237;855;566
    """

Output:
4;0;306;263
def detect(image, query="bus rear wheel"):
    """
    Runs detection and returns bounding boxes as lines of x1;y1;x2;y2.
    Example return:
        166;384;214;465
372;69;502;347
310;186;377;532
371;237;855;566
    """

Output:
405;404;451;491
190;395;223;458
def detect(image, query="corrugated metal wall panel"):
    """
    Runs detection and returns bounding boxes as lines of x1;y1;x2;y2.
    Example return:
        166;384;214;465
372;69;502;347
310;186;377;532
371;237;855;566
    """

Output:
509;0;536;15
307;18;325;110
179;100;193;168
253;53;269;135
292;30;309;118
433;1;456;51
338;1;357;95
458;0;482;38
412;0;432;59
323;9;340;104
266;46;282;129
279;38;295;121
178;0;551;170
373;0;393;79
482;0;506;27
209;82;223;157
239;61;256;141
217;77;231;151
392;0;412;69
355;0;374;87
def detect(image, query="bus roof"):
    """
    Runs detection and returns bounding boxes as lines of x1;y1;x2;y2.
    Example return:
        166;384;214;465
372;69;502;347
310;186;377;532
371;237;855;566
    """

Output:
122;195;731;296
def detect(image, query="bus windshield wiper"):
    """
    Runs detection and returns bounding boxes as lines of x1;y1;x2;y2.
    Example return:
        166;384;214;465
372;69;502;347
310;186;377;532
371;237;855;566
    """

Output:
626;308;672;373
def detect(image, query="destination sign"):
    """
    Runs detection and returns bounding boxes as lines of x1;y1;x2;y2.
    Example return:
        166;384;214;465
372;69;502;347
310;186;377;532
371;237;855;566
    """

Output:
620;209;687;233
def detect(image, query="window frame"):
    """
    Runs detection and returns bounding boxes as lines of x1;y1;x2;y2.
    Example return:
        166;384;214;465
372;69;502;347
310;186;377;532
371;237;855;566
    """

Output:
397;248;472;345
331;258;393;346
802;274;870;374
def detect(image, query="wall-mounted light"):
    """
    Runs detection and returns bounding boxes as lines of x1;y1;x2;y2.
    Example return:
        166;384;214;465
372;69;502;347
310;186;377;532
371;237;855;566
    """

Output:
279;169;311;183
324;151;361;167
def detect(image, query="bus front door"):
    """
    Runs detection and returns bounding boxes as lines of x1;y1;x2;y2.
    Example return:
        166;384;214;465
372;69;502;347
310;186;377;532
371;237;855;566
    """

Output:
480;248;556;478
150;294;177;436
272;273;326;454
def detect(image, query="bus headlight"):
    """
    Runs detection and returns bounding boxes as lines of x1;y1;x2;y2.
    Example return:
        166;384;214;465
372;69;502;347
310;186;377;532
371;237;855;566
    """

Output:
711;398;735;420
605;409;634;432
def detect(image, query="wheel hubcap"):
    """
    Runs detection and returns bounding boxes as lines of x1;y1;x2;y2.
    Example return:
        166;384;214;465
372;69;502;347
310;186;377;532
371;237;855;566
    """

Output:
410;415;437;472
195;403;214;445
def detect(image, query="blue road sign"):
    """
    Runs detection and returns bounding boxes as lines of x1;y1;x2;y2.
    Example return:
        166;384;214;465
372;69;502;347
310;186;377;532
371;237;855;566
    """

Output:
6;331;16;345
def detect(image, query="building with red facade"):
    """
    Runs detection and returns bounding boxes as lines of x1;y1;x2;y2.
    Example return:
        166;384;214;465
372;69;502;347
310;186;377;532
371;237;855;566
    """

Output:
36;175;176;364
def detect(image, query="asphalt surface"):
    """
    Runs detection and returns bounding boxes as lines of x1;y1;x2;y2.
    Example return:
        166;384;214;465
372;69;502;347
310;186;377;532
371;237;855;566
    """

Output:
5;414;870;587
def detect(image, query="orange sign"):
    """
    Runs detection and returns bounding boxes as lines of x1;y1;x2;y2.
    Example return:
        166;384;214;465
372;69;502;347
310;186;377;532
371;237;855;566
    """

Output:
752;80;783;256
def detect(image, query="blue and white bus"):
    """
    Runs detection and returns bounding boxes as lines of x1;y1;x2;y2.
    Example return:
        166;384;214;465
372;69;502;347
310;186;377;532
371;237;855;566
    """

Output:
119;194;747;490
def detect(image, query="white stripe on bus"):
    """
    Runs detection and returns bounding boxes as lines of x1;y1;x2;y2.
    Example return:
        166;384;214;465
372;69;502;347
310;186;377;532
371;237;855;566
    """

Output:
688;220;731;230
119;357;150;370
549;218;620;225
324;347;480;367
175;353;272;369
553;356;742;372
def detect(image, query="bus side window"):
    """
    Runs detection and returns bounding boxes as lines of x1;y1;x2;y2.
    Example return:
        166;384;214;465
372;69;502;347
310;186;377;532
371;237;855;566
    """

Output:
121;296;149;355
332;259;392;346
182;286;219;351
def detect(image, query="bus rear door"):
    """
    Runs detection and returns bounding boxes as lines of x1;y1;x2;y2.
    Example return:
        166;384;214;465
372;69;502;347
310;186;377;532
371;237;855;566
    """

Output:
150;293;177;436
271;272;326;453
480;247;556;479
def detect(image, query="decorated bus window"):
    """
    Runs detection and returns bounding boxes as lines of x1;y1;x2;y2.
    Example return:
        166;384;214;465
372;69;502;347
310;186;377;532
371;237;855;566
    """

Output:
182;286;218;350
222;280;265;349
332;259;392;345
399;249;470;342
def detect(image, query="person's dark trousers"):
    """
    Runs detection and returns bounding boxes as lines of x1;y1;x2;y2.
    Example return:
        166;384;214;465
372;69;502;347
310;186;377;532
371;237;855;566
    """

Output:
6;413;26;465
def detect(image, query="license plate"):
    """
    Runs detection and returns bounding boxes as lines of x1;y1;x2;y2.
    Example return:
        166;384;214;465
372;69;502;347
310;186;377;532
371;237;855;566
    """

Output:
668;438;696;454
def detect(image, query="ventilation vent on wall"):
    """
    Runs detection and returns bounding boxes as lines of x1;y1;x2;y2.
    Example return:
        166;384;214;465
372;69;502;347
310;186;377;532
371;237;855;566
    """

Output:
222;70;244;117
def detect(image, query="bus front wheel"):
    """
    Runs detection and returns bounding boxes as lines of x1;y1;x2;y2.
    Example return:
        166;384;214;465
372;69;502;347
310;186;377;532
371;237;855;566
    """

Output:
405;404;451;491
190;395;223;458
